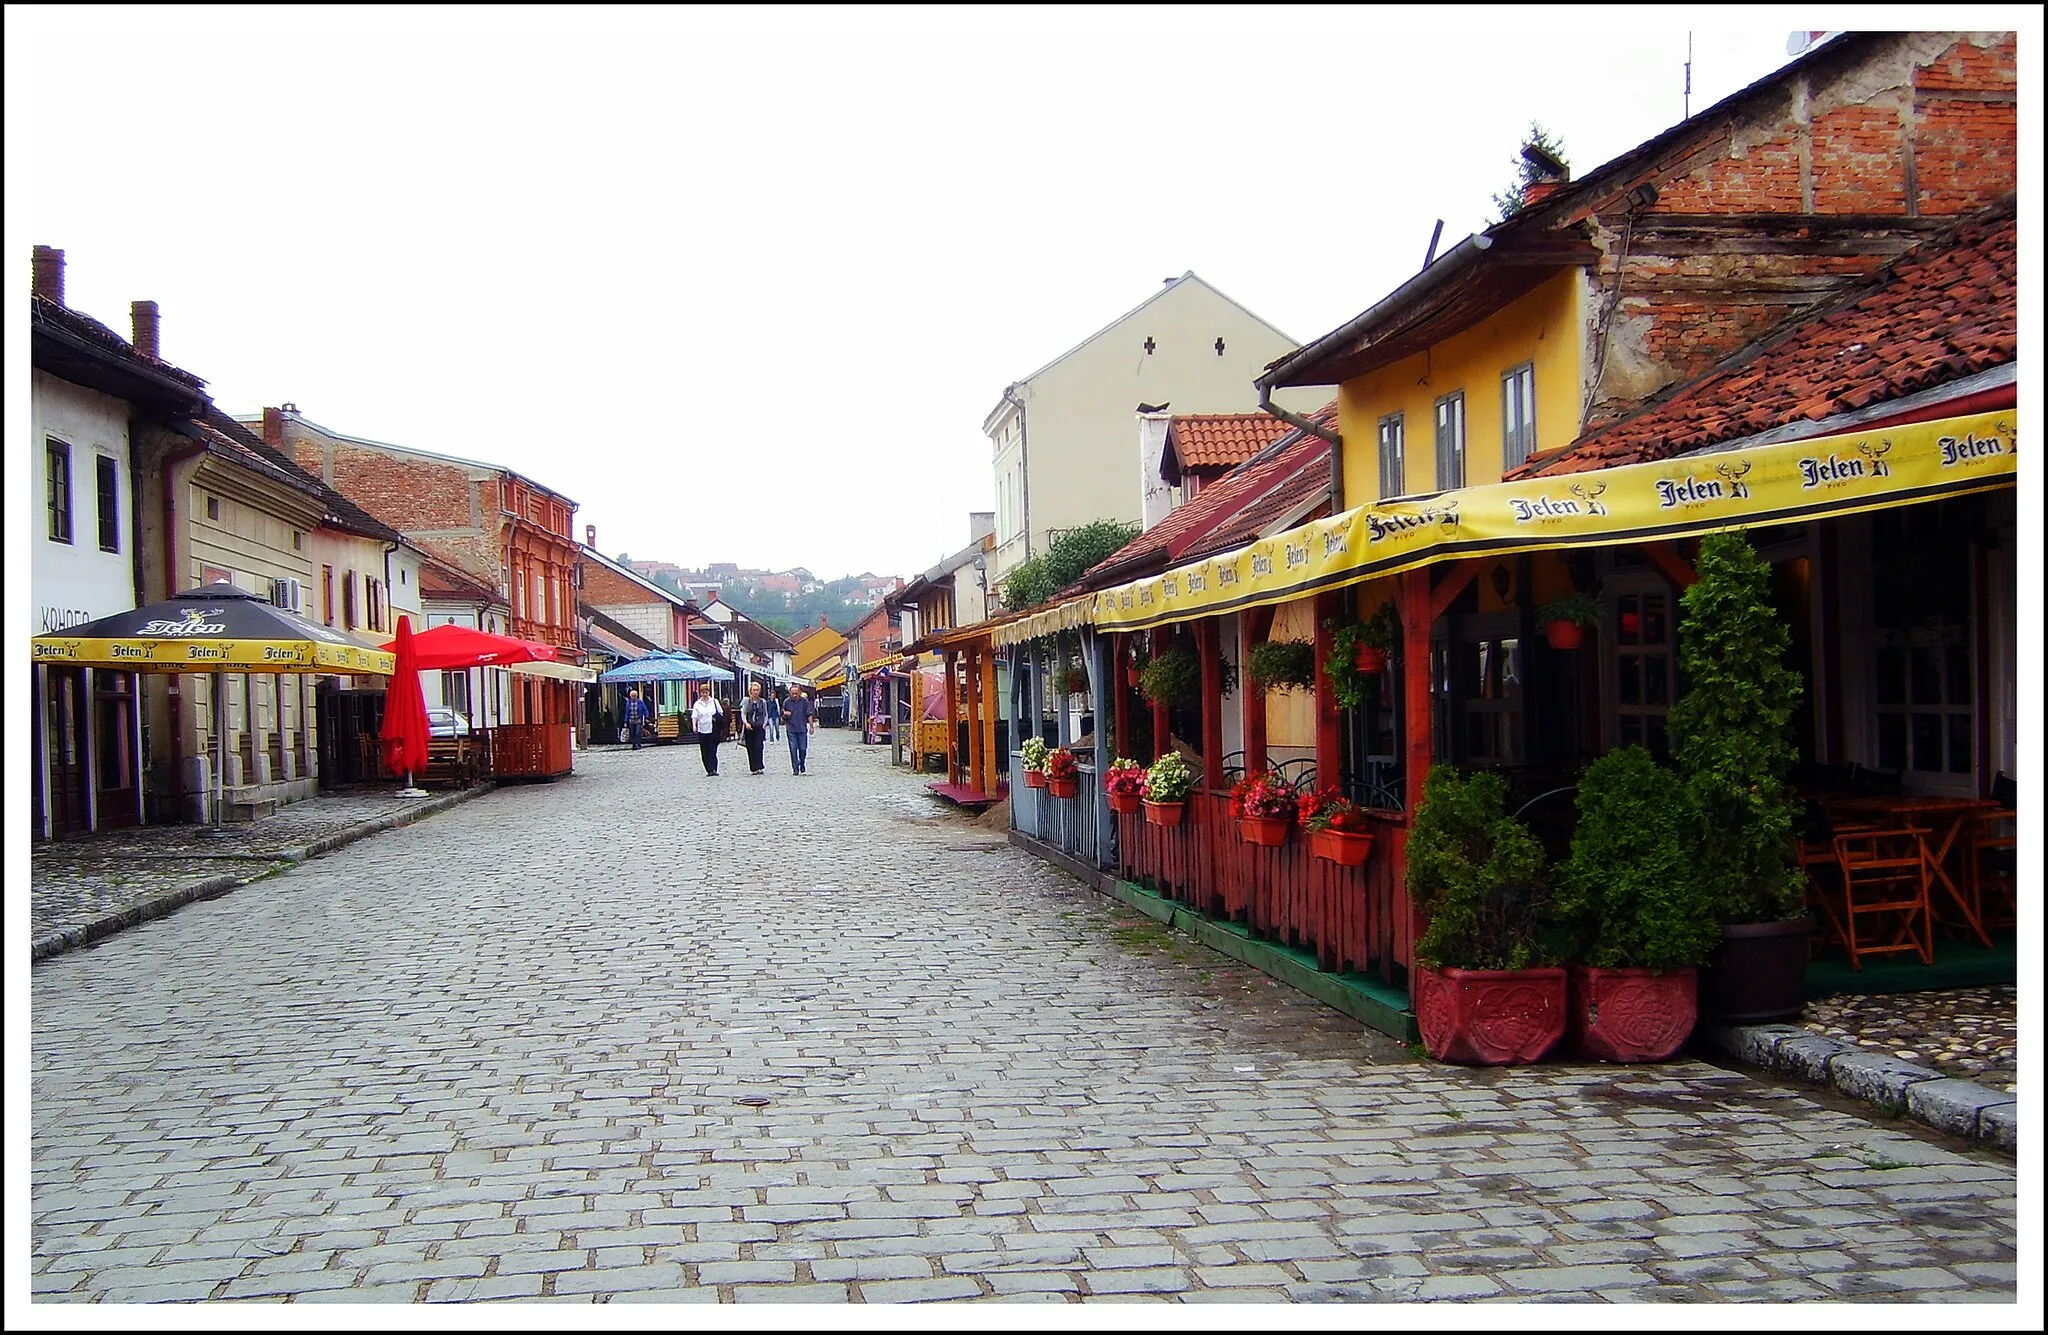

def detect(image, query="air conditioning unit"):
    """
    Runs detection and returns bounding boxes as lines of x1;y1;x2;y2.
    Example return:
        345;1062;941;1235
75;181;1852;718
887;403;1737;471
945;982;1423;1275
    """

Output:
270;577;305;614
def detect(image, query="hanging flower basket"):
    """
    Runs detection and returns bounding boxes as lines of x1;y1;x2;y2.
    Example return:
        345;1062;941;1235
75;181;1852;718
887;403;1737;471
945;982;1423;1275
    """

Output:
1125;665;1142;688
1048;775;1079;799
1238;815;1290;846
1102;758;1146;814
1354;644;1387;674
1142;799;1185;827
1107;790;1142;814
1043;746;1079;798
1545;620;1584;651
1309;827;1375;867
1023;768;1047;789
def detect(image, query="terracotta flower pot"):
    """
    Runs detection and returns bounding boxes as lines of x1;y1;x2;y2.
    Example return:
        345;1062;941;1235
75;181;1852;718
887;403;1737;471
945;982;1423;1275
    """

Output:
1545;620;1585;651
1566;963;1698;1063
1413;965;1567;1065
1126;667;1142;688
1023;768;1046;789
1048;775;1079;799
1238;815;1289;846
1142;800;1185;827
1106;790;1142;815
1354;644;1387;674
1697;917;1813;1024
1308;827;1374;867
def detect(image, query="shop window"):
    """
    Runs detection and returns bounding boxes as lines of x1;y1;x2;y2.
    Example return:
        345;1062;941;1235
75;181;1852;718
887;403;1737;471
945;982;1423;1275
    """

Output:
1871;508;1972;776
1502;362;1537;468
1612;590;1673;760
1434;391;1466;491
1377;413;1405;499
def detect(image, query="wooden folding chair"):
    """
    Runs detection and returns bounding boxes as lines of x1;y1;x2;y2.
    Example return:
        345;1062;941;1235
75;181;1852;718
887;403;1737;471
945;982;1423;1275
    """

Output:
1829;825;1934;970
1967;773;2017;932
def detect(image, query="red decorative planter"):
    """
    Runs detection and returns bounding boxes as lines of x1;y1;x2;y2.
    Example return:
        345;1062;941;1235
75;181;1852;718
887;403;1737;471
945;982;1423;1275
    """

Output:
1413;965;1567;1065
1106;790;1142;814
1545;620;1584;651
1126;667;1142;688
1023;769;1046;789
1142;800;1185;827
1354;644;1387;674
1566;963;1698;1063
1237;816;1289;846
1308;828;1374;867
1047;775;1079;798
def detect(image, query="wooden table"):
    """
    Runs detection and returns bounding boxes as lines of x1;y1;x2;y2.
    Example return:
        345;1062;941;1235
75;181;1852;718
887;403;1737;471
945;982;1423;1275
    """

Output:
1824;795;2003;948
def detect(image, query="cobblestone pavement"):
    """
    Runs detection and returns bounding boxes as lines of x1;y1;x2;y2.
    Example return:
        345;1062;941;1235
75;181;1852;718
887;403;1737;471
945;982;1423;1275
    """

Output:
1800;987;2018;1095
29;732;2021;1305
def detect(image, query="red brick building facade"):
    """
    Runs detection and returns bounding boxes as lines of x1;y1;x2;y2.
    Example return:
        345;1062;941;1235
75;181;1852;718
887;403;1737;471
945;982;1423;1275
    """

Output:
255;407;582;730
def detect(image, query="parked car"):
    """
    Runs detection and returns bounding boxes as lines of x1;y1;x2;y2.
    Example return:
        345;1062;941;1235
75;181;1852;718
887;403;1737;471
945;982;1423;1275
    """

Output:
426;707;473;739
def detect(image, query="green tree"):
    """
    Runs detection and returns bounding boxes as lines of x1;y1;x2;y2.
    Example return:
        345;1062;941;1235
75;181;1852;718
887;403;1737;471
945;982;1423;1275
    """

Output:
1492;122;1569;222
1000;519;1141;611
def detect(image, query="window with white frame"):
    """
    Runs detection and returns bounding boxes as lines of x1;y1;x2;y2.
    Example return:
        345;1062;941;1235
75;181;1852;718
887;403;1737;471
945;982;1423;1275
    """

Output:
1434;391;1466;491
1501;362;1537;468
1377;413;1405;499
47;439;73;543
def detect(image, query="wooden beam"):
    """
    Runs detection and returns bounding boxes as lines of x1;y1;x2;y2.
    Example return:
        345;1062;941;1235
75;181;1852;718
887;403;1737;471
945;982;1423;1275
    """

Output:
1429;558;1486;621
1150;627;1171;764
966;647;985;796
1401;568;1434;820
1639;540;1698;589
1112;632;1130;765
1242;605;1273;776
979;645;998;795
1313;593;1341;792
943;650;959;786
1197;619;1224;792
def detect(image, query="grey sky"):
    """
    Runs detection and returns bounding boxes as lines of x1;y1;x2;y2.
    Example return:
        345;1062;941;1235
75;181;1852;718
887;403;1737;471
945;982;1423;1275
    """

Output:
11;7;1851;581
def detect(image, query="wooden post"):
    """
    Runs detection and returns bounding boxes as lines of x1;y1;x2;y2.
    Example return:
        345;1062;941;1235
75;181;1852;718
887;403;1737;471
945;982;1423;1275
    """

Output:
979;644;998;795
1401;568;1433;818
1056;634;1073;747
1313;593;1341;791
1197;619;1223;792
1086;627;1113;866
966;646;984;794
1242;605;1272;776
1112;632;1130;764
943;650;959;785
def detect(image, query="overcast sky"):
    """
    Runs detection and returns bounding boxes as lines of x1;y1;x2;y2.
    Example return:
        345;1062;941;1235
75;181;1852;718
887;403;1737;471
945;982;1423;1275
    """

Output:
3;6;1944;582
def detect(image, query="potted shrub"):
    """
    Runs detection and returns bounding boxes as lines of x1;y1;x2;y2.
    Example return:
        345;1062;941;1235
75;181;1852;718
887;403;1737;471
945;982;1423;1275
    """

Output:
1326;600;1399;684
1043;746;1079;799
1554;746;1717;1062
1245;638;1316;692
1230;770;1299;845
1406;764;1562;1065
1671;531;1812;1024
1298;787;1375;867
1103;757;1147;814
1535;590;1604;650
1019;736;1049;789
1141;752;1193;825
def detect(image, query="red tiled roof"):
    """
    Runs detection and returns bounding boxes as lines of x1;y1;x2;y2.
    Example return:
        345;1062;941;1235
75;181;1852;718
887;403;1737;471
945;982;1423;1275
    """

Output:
1515;199;2017;478
31;294;209;390
1167;413;1296;472
1181;449;1334;562
1072;402;1337;592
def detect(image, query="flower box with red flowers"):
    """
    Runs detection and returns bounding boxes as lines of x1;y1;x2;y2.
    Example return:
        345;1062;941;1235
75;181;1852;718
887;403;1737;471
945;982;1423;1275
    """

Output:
1102;757;1147;813
1230;771;1300;846
1297;787;1377;867
1043;746;1080;798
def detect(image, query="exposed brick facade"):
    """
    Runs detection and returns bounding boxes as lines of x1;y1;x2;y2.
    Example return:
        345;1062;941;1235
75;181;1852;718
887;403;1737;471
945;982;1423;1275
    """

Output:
1567;32;2016;421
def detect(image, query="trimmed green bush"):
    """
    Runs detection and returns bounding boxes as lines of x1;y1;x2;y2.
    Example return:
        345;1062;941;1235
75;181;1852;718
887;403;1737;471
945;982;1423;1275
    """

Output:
1668;531;1806;924
1245;639;1315;692
1555;746;1718;969
1407;765;1549;971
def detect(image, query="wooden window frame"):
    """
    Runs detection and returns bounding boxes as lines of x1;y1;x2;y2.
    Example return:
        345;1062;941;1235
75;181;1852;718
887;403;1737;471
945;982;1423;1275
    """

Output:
96;454;121;552
47;438;73;543
1377;412;1405;500
1434;391;1466;492
1501;361;1537;469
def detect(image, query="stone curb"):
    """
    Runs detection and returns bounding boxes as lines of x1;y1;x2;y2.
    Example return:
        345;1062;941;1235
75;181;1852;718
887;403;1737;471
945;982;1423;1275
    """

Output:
30;784;495;964
1697;1021;2016;1154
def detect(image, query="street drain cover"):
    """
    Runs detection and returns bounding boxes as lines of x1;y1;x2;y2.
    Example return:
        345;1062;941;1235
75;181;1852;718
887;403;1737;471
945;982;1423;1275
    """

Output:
736;1096;772;1107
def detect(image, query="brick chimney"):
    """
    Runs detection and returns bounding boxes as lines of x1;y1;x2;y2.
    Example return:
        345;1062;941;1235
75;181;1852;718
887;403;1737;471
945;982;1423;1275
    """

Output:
131;300;161;359
1523;178;1565;206
585;523;596;548
32;246;65;304
261;406;285;447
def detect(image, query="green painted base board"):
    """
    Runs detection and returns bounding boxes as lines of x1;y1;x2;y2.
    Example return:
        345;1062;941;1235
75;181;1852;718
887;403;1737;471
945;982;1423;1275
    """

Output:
1805;934;2018;998
1108;879;1418;1044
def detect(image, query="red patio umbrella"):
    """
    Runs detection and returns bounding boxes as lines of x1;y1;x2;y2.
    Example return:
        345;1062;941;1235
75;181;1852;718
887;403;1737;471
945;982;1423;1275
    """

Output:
380;614;433;794
395;622;559;671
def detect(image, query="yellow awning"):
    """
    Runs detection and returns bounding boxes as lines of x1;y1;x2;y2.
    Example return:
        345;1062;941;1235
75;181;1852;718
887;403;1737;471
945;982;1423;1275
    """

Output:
30;636;395;674
1090;408;2016;635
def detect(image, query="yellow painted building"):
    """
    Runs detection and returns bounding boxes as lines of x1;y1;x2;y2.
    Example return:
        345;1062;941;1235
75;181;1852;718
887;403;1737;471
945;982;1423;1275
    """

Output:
790;622;848;689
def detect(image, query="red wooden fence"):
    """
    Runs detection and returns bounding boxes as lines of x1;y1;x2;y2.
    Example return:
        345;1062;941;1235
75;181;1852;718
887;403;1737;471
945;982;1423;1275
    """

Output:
490;723;573;779
1117;793;1405;981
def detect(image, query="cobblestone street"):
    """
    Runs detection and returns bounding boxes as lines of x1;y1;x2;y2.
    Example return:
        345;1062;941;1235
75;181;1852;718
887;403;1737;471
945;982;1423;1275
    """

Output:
28;731;2021;1306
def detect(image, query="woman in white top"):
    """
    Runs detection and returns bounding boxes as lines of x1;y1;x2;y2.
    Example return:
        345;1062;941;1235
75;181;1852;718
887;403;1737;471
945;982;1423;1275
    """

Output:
689;683;726;776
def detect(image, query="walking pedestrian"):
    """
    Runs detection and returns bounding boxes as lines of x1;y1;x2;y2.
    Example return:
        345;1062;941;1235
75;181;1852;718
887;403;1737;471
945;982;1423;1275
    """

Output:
784;684;817;775
689;683;726;776
622;688;651;750
742;681;770;775
765;687;783;742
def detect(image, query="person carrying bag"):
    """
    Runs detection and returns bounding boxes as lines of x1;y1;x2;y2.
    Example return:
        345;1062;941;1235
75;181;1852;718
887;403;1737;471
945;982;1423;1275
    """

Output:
689;684;726;776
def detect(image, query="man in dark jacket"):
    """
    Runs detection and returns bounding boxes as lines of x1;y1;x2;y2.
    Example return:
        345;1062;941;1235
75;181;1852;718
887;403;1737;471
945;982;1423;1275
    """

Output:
742;682;770;775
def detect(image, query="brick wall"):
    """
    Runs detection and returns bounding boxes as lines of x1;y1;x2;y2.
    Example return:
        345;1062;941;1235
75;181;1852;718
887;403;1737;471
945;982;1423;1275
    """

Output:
582;561;662;608
1585;32;2014;416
